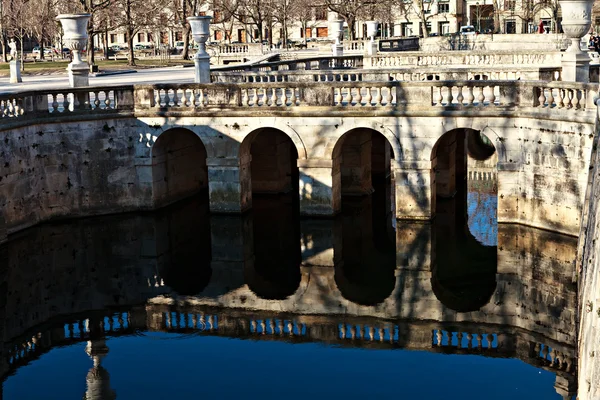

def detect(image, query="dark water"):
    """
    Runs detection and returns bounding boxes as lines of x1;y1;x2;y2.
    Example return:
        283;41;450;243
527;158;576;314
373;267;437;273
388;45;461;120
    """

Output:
0;177;577;400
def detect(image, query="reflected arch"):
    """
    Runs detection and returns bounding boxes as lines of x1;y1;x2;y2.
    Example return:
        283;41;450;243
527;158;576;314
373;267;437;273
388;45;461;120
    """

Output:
151;128;208;208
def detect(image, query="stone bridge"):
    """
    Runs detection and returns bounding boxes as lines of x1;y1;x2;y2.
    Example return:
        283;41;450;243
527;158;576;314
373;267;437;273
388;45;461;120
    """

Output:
0;78;597;240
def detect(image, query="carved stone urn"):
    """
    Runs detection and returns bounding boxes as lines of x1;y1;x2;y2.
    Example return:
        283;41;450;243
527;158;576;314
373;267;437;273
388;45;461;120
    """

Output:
329;18;344;57
558;0;593;82
187;16;212;83
365;20;379;55
56;13;91;87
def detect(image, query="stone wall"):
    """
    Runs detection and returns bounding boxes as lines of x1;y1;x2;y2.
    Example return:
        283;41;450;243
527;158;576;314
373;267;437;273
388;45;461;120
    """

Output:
0;117;150;236
576;112;600;400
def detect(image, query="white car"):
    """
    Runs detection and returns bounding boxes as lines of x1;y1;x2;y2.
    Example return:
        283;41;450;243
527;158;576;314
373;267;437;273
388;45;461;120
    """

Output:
459;25;477;35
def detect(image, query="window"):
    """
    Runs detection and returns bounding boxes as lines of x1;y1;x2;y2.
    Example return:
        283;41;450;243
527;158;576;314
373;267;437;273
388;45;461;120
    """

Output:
505;0;515;10
110;34;117;43
438;3;449;13
137;33;145;42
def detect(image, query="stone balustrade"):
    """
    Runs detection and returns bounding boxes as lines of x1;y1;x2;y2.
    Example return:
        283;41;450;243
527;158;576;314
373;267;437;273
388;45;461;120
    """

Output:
0;87;133;122
1;81;595;126
343;40;365;52
365;51;562;69
213;55;364;74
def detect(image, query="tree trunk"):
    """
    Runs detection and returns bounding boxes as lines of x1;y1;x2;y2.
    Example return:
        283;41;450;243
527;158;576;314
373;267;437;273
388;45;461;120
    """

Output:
127;29;135;66
347;16;356;40
182;25;192;59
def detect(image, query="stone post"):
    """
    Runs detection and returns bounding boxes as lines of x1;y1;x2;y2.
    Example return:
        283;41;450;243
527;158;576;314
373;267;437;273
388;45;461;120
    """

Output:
9;61;21;83
329;18;344;57
558;0;593;82
187;16;212;83
56;14;91;87
365;21;379;56
84;340;116;400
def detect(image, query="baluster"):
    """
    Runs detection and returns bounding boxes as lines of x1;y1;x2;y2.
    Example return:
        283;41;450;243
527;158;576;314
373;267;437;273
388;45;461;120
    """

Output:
52;94;59;112
350;326;356;339
435;87;443;106
269;319;275;334
547;88;555;107
252;88;258;107
93;91;101;109
365;87;373;106
190;314;197;329
542;345;549;361
446;86;454;105
277;320;284;335
574;89;582;109
208;315;214;330
105;91;112;109
486;334;494;348
281;87;288;106
165;312;172;329
287;321;294;336
384;86;392;105
557;89;565;108
550;349;557;365
260;320;266;335
466;86;474;106
79;320;86;337
476;334;483;349
378;327;384;342
456;86;464;106
466;333;473;348
68;323;74;338
340;324;346;339
538;87;547;107
457;332;464;348
108;316;115;332
251;320;257;333
477;86;485;106
375;87;383;106
62;93;70;113
436;330;443;346
488;86;496;106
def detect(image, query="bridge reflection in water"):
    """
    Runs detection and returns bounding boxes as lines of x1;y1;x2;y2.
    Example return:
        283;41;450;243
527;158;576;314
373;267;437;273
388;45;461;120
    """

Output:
0;163;577;400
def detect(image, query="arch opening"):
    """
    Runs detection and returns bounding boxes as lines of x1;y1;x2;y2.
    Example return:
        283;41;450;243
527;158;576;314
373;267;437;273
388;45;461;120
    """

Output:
332;128;396;306
430;128;498;312
151;128;208;208
242;128;301;300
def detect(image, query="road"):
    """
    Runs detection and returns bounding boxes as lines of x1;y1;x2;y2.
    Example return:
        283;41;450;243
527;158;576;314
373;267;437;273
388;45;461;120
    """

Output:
0;66;196;94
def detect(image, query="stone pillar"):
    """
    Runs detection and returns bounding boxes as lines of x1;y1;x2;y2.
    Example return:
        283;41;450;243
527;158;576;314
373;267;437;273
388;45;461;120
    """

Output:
9;61;22;83
84;340;116;400
207;215;252;294
187;16;212;84
394;160;436;220
340;130;373;195
554;375;577;400
56;14;91;88
496;162;520;225
298;159;340;216
207;156;252;213
559;0;593;82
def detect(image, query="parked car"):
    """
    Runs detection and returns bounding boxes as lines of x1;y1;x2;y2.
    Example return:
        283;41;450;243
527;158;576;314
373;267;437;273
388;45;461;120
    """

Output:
459;25;477;35
32;46;53;55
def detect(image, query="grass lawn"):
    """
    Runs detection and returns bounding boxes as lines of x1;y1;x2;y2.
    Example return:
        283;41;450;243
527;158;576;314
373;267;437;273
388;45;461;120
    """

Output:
0;58;194;76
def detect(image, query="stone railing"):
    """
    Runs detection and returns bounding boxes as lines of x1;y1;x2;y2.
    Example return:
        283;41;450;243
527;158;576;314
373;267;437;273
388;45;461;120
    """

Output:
212;66;561;84
344;40;366;52
365;51;562;69
1;81;596;128
0;86;133;121
132;81;597;113
211;43;265;56
378;37;420;52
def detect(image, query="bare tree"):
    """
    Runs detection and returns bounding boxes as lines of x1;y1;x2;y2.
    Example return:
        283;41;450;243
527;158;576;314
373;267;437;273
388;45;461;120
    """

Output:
111;0;170;65
235;0;270;43
325;0;386;40
29;0;61;60
212;0;240;43
5;0;31;68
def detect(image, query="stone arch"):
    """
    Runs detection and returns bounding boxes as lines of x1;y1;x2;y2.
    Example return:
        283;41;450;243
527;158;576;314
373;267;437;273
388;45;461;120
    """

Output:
332;127;397;198
240;127;300;196
151;127;208;208
239;124;308;160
